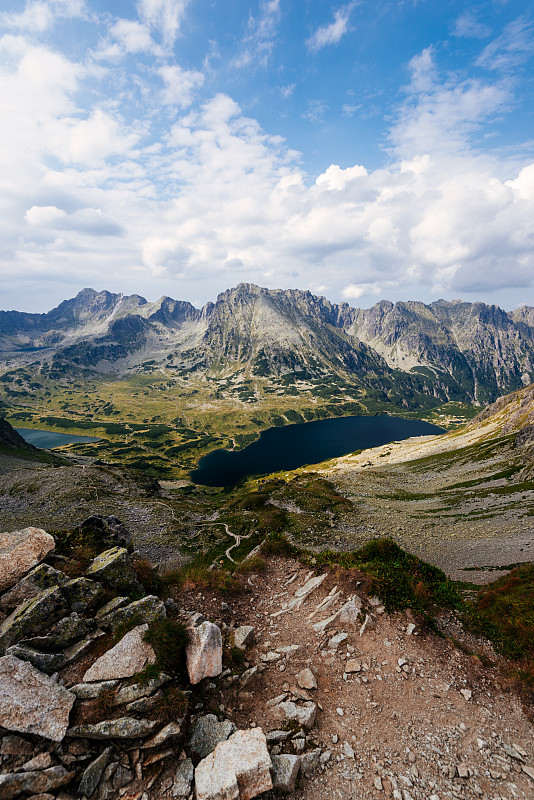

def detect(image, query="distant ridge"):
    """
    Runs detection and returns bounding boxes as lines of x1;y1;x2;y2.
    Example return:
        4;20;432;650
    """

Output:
1;284;533;405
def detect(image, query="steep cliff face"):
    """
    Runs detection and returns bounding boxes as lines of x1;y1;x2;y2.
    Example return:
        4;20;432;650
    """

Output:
1;284;533;404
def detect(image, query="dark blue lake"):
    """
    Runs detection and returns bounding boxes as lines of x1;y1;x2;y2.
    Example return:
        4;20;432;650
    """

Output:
190;415;444;487
15;428;100;449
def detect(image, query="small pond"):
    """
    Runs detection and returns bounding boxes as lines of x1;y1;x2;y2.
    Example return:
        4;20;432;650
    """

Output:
190;414;444;487
15;428;100;449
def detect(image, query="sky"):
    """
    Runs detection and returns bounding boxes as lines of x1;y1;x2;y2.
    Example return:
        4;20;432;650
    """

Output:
0;0;533;313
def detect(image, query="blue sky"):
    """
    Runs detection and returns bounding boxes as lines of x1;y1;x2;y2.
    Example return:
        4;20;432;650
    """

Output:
0;0;533;312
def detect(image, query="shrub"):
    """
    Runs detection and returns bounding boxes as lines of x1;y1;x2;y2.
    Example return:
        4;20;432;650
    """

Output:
466;564;534;669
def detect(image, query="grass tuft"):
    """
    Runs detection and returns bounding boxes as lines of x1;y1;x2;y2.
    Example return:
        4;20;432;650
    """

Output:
143;618;189;674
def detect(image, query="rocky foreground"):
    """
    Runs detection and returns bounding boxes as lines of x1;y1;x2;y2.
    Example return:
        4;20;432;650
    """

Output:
0;522;533;800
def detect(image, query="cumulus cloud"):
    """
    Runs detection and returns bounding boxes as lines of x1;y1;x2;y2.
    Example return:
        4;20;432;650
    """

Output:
136;0;189;49
307;3;355;53
159;64;204;108
1;12;534;311
1;0;85;32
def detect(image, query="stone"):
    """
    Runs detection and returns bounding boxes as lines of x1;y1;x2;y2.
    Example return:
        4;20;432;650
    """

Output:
294;574;327;599
0;766;73;800
328;632;348;649
188;714;237;761
71;680;119;700
83;624;155;682
102;595;166;632
32;612;90;649
115;673;171;705
296;668;317;690
337;596;363;625
0;564;68;610
457;764;469;778
0;528;55;592
126;690;162;713
503;744;525;761
67;717;159;739
172;758;194;797
230;626;255;650
300;748;321;775
195;728;272;800
62;577;104;614
345;659;362;673
460;689;472;701
522;765;534;781
0;654;75;741
238;666;258;689
0;586;68;654
140;721;183;749
95;596;129;619
23;753;53;771
272;701;317;730
186;621;222;685
342;742;355;759
0;735;34;756
85;547;140;592
266;730;291;744
271;754;300;793
78;748;111;797
6;643;65;674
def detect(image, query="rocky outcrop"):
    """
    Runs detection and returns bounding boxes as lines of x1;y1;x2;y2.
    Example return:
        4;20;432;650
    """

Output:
83;624;156;682
194;728;272;800
186;621;223;685
0;527;55;592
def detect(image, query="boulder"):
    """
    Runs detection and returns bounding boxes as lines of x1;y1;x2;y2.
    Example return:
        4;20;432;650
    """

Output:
172;758;194;798
102;595;166;632
62;577;104;613
71;680;119;700
186;621;222;685
6;644;65;674
0;766;73;800
95;596;129;619
188;714;236;761
75;514;131;549
67;717;159;739
115;673;171;705
0;528;55;592
85;547;140;592
25;611;91;651
83;624;155;682
141;721;182;749
271;754;300;793
195;728;272;800
78;747;111;797
272;701;317;730
0;586;68;654
0;655;75;741
0;564;68;610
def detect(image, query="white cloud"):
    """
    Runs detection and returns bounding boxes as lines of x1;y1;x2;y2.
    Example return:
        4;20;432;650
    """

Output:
1;22;534;311
136;0;189;49
1;0;85;32
307;3;355;53
233;0;281;69
477;17;534;72
454;11;491;39
110;19;154;54
159;64;204;108
303;99;328;124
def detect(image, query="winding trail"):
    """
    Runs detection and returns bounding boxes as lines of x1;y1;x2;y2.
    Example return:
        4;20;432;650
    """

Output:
194;520;255;564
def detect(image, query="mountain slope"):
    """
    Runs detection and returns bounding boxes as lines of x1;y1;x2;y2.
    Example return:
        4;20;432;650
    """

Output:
1;284;533;405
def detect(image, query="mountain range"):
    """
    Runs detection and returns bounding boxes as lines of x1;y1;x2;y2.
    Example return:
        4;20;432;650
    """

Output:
1;284;534;405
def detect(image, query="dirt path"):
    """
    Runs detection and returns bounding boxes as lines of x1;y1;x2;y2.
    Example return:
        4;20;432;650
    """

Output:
180;557;534;800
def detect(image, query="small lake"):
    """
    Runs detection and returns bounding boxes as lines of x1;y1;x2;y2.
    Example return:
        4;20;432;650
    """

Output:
15;428;100;449
190;414;444;487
